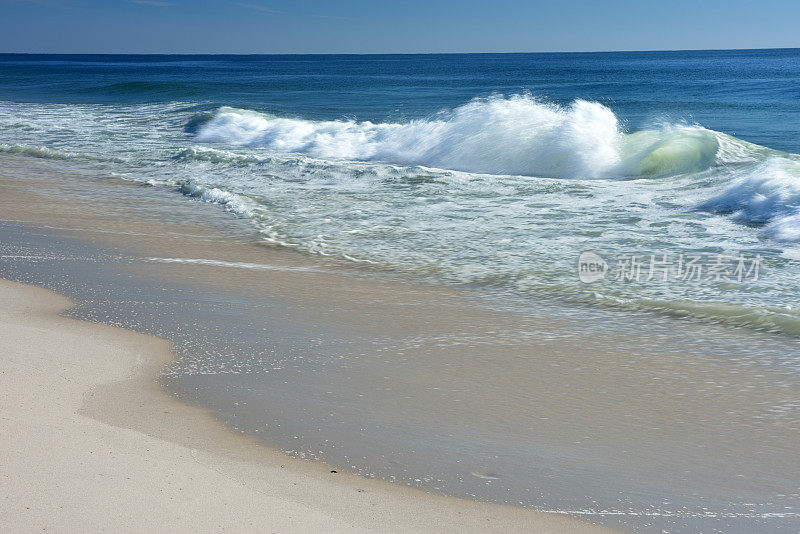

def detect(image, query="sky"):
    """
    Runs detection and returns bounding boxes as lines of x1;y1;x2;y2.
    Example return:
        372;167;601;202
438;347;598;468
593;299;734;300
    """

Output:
1;0;799;54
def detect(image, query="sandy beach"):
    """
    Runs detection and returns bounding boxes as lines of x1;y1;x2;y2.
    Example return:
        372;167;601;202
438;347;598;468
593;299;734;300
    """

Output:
0;277;611;532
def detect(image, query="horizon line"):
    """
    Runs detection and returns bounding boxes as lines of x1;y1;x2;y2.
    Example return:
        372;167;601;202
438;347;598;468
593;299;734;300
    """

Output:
0;46;798;56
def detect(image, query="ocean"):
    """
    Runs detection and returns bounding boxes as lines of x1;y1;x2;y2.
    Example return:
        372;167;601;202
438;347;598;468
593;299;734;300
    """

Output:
2;50;800;335
1;50;799;532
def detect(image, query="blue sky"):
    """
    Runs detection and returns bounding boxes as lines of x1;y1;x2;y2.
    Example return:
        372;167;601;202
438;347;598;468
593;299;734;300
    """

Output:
1;0;799;54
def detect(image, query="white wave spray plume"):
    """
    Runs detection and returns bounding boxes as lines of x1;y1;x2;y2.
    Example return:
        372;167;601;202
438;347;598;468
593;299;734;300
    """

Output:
196;95;723;179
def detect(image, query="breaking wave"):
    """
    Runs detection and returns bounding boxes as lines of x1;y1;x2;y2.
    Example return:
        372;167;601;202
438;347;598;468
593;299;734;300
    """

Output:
190;95;800;242
699;156;800;242
194;96;724;179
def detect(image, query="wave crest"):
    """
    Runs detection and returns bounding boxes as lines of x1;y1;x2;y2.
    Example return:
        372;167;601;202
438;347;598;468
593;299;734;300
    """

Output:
194;96;724;179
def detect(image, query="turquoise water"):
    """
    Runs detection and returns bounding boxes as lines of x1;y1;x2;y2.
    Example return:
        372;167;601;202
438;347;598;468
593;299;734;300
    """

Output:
2;50;800;334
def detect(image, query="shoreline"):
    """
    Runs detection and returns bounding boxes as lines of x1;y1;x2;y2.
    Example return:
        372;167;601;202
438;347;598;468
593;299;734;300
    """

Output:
1;157;798;532
0;278;609;532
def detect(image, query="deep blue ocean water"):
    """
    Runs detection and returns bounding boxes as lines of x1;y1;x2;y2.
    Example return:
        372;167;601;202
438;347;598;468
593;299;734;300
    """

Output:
2;49;800;151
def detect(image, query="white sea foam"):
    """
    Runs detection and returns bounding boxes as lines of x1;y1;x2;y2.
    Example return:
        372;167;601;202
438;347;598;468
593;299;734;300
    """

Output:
147;257;319;272
196;96;725;179
700;156;800;241
193;97;800;244
179;181;256;217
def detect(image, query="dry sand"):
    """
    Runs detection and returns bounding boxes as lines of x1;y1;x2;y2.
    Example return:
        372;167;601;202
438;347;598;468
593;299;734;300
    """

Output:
0;278;611;533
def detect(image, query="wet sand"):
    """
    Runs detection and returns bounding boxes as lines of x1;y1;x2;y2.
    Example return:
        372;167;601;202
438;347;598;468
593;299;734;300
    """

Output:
0;278;610;532
1;155;799;532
